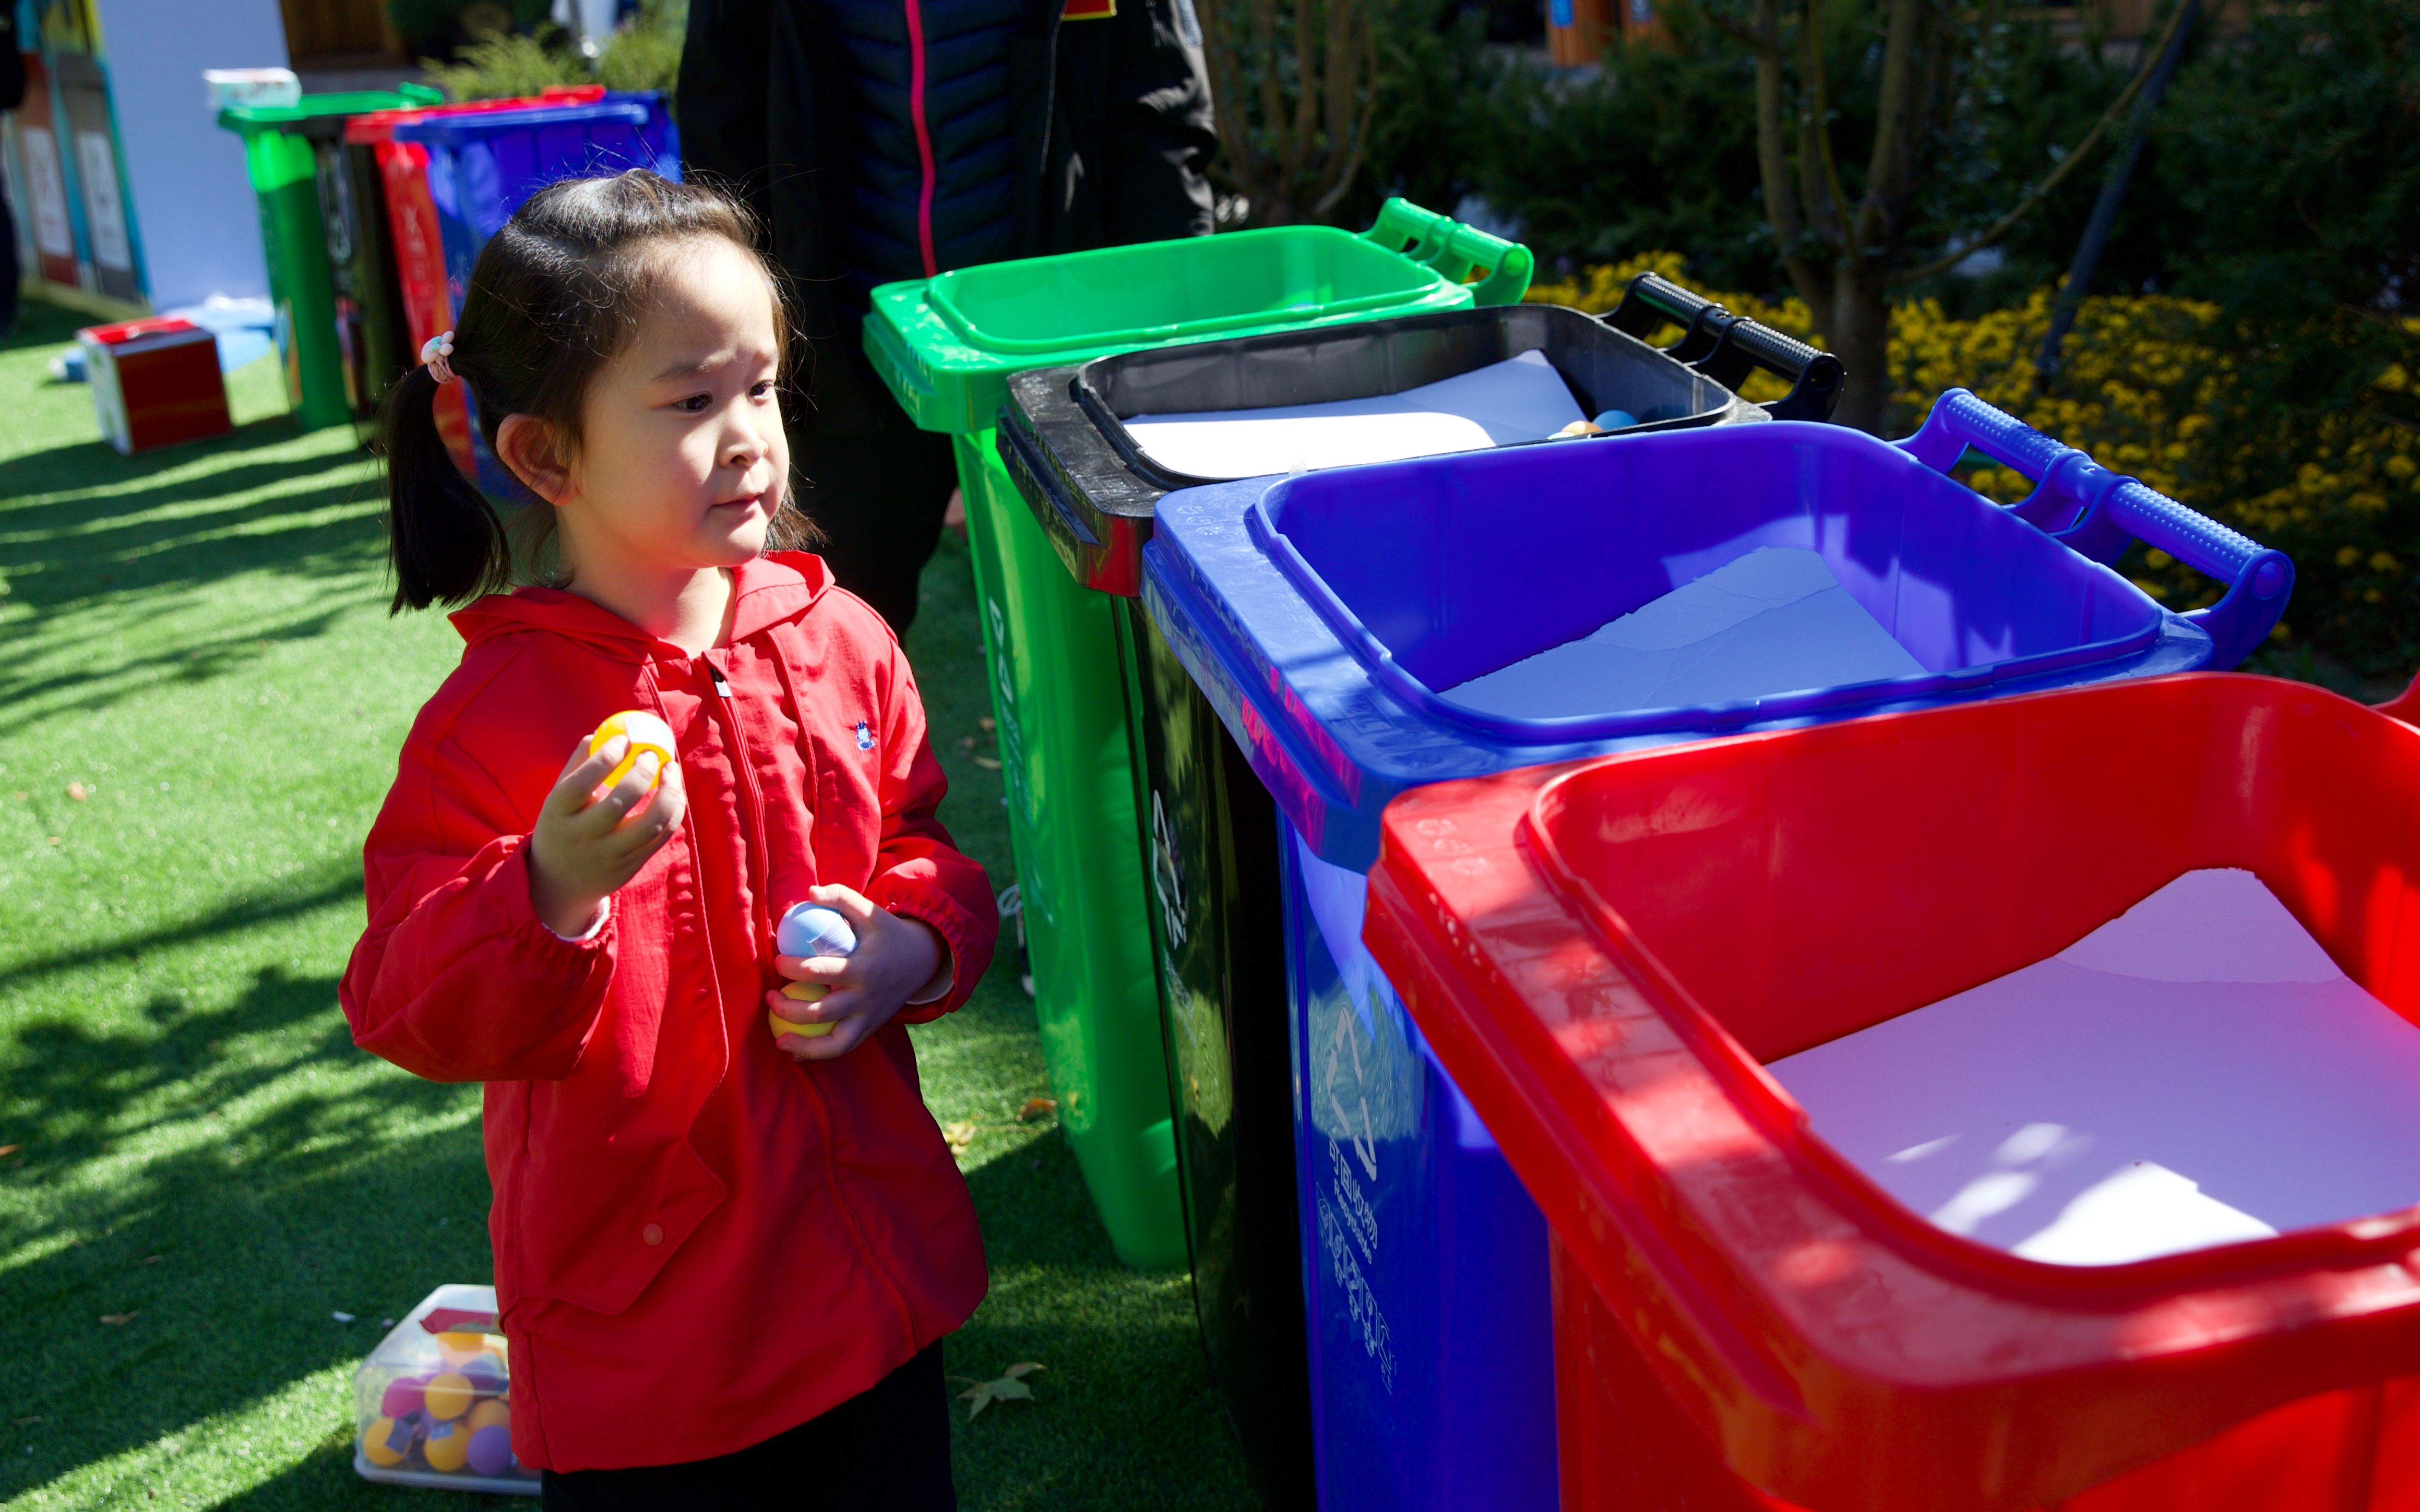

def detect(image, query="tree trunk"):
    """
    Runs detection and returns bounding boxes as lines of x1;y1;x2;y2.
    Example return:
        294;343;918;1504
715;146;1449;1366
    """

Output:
1826;265;1895;433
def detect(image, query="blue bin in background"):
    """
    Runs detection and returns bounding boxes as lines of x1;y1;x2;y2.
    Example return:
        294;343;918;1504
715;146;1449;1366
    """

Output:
392;94;679;495
1137;389;2293;1512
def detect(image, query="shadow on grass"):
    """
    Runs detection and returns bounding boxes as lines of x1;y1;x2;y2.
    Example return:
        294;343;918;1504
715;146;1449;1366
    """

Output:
0;961;495;1506
0;436;384;613
949;1132;1257;1512
0;863;363;993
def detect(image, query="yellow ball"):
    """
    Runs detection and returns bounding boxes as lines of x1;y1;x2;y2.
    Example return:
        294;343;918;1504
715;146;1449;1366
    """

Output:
467;1398;511;1434
769;980;835;1040
588;710;677;791
362;1414;413;1468
424;1371;474;1421
423;1419;471;1472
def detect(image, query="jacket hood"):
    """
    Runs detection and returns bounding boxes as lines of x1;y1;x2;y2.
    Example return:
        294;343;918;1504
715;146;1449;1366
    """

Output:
449;552;836;659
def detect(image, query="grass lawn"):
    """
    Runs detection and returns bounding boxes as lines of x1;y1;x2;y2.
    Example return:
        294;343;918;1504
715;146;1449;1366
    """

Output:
0;296;1257;1511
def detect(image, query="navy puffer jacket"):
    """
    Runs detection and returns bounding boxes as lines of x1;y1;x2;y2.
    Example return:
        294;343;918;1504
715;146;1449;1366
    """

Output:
682;0;1216;419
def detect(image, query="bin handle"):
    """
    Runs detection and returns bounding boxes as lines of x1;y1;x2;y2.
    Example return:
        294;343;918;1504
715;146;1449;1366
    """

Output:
1601;272;1845;422
2377;670;2420;726
1900;389;2294;667
1361;198;1535;307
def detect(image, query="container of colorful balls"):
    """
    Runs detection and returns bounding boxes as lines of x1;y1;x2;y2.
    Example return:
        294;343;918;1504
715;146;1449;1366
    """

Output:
352;1283;535;1494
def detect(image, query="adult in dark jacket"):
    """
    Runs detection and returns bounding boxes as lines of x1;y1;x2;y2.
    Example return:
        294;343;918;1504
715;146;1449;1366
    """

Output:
1;4;25;339
680;0;1216;634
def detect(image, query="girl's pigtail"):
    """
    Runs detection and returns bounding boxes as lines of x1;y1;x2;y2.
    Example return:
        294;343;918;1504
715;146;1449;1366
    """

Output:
378;364;508;613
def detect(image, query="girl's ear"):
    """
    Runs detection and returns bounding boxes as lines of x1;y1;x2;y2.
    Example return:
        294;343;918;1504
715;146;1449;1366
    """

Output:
496;414;573;505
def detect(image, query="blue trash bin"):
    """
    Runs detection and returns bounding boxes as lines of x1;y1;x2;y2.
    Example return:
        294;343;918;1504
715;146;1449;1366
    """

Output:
392;94;679;495
1137;388;2293;1512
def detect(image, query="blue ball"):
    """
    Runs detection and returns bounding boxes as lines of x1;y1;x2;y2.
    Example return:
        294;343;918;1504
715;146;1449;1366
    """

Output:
777;904;857;959
1593;409;1639;431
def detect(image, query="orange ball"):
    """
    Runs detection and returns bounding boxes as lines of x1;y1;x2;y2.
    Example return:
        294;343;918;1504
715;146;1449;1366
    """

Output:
467;1398;511;1434
423;1419;471;1472
588;711;677;791
423;1370;474;1421
362;1414;413;1468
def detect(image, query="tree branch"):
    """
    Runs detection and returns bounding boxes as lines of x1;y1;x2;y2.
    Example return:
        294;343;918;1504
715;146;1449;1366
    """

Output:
1892;0;2190;285
1854;0;1924;255
1802;0;1859;261
1753;0;1828;307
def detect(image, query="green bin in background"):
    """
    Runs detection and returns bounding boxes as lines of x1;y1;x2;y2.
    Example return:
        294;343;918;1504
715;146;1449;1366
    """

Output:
863;203;1533;1269
217;86;437;431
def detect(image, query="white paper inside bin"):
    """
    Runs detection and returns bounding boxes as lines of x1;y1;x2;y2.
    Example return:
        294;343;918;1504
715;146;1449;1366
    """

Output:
1446;547;1926;719
1771;869;2420;1266
1123;351;1587;478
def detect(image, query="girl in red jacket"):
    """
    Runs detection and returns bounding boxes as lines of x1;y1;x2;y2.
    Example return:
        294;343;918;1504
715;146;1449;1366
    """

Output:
341;170;996;1509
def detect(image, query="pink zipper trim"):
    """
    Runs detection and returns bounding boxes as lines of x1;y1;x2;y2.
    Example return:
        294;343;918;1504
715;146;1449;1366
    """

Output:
903;0;938;277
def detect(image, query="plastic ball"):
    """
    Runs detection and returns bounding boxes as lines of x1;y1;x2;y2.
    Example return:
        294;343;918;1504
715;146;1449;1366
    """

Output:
777;903;857;959
1593;409;1639;430
423;1370;474;1421
457;1354;506;1396
467;1424;515;1477
589;710;677;791
1554;419;1607;438
379;1373;430;1419
434;1330;488;1364
423;1419;471;1472
769;981;836;1041
362;1414;415;1468
467;1398;511;1434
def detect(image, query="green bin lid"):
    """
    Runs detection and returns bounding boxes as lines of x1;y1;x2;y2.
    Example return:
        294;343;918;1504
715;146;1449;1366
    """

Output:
217;83;442;135
865;201;1534;434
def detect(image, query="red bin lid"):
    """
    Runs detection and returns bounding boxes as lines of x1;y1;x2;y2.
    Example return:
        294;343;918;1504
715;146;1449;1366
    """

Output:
1363;671;2420;1512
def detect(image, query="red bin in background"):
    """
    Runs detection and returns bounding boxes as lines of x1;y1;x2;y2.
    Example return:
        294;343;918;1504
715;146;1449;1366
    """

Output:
1362;671;2420;1512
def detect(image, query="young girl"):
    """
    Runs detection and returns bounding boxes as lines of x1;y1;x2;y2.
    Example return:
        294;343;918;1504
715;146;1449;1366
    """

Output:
340;170;995;1508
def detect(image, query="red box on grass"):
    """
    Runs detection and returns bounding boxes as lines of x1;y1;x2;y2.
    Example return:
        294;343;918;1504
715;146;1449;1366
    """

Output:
77;317;232;455
1362;672;2420;1512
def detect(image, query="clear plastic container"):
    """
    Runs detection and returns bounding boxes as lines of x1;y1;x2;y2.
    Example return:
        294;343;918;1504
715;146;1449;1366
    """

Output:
351;1283;537;1495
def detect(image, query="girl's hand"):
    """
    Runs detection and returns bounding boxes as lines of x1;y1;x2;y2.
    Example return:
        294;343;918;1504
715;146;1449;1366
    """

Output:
767;884;950;1061
527;733;686;937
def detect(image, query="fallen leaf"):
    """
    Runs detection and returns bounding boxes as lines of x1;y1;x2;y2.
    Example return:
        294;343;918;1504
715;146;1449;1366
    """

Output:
943;1120;977;1153
0;1145;20;1159
956;1362;1045;1419
9;791;26;801
139;1254;162;1265
973;755;1002;771
957;735;976;751
331;1311;355;1324
979;716;995;733
1016;1096;1057;1123
65;782;87;801
99;1312;137;1326
11;1416;40;1425
45;837;60;846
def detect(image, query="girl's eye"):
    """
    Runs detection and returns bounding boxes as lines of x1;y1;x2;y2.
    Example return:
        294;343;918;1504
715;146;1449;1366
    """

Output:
749;380;776;401
675;393;713;414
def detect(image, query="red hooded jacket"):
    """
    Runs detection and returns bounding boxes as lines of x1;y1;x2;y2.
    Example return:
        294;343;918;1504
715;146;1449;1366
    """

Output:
340;553;995;1471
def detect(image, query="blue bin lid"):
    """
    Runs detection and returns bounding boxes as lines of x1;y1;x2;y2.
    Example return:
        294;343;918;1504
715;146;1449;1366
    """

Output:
392;93;681;246
1142;399;2291;873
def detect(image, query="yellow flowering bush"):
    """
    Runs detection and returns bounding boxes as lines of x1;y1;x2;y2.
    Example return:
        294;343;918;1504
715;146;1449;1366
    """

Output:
1529;259;2420;674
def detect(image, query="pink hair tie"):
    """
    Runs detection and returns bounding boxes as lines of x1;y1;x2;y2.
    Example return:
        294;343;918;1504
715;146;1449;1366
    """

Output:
420;332;458;385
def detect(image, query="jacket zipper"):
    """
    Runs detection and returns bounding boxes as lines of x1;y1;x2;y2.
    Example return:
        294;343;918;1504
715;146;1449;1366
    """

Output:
709;653;925;1347
705;659;777;962
904;0;938;277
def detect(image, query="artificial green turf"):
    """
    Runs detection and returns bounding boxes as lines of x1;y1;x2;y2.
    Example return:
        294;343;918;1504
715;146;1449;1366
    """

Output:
0;296;1257;1511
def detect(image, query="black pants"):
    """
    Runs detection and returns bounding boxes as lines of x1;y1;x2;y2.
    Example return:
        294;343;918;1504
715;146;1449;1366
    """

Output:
540;1342;956;1510
793;345;959;640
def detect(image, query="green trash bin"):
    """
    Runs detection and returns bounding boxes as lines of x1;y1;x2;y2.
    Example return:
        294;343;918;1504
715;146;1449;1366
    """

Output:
862;202;1533;1270
218;86;438;431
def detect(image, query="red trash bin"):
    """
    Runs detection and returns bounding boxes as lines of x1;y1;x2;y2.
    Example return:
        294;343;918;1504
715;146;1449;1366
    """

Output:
1362;671;2420;1512
341;87;605;475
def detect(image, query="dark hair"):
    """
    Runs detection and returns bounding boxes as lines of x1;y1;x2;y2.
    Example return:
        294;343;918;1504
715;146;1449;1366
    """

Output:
377;169;810;611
